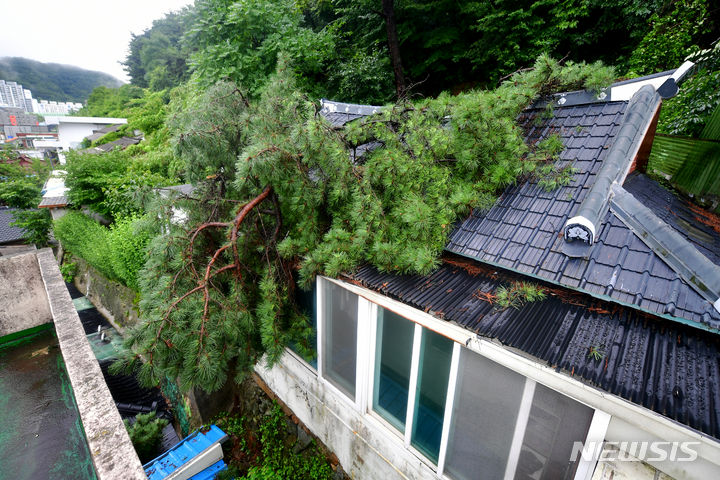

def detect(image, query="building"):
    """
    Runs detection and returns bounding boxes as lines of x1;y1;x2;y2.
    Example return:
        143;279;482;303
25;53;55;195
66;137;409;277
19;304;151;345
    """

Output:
0;207;34;256
32;99;83;116
42;116;127;152
254;70;720;480
0;79;32;111
0;106;41;142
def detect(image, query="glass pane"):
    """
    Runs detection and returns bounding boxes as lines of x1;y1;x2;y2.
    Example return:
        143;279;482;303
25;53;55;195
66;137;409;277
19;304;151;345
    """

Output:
321;280;358;399
514;384;594;480
373;308;414;431
411;328;453;463
445;350;525;480
288;283;317;369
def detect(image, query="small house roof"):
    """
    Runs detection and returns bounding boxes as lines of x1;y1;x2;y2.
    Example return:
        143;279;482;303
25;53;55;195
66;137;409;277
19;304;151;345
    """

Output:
0;207;26;244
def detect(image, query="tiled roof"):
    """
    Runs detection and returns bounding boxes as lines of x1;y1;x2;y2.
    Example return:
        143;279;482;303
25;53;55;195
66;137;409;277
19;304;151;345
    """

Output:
38;195;69;208
623;173;720;266
320;100;382;127
349;255;720;441
446;101;720;330
0;207;26;244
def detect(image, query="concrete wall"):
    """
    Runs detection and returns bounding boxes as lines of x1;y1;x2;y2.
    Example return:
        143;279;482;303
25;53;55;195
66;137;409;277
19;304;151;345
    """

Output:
0;251;52;336
36;249;146;479
256;351;439;480
72;255;139;330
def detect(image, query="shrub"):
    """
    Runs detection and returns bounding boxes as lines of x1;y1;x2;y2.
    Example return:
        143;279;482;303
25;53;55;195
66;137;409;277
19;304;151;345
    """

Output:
54;212;152;290
124;412;169;463
59;262;78;283
54;212;116;280
108;215;152;290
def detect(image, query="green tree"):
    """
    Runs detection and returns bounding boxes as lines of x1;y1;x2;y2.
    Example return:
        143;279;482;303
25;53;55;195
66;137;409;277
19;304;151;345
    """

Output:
186;0;336;95
123;8;195;90
117;57;614;393
628;0;715;75
0;150;52;246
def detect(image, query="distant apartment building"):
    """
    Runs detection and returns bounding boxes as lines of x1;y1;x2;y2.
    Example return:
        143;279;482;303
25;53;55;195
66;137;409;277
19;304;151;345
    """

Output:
32;99;83;115
0;106;42;141
0;79;82;115
0;80;32;111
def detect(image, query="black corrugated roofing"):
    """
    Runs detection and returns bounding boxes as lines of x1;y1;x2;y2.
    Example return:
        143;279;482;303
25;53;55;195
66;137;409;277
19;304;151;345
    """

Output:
446;102;720;330
349;256;720;441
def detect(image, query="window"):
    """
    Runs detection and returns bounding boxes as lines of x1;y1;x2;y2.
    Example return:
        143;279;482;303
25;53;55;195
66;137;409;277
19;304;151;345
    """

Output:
444;351;525;479
321;279;358;399
288;282;317;368
411;328;453;462
513;383;593;480
444;349;594;480
373;307;414;431
313;278;600;479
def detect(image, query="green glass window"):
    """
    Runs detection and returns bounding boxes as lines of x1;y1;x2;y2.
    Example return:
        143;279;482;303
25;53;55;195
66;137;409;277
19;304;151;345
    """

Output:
321;280;358;399
411;328;453;463
373;308;414;431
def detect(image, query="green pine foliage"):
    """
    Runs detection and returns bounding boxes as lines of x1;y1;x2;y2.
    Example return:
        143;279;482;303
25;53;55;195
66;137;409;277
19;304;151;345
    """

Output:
118;56;613;393
495;281;547;310
124;412;169;463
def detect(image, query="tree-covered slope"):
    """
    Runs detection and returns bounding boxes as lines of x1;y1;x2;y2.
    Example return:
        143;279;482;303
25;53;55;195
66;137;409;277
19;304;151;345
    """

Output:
0;57;123;103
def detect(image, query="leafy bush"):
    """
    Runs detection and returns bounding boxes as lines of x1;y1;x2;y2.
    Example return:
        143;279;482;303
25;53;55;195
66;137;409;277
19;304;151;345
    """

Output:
54;212;116;280
59;262;78;283
658;42;720;137
627;0;713;75
124;412;169;463
10;209;52;247
108;215;153;290
215;404;333;480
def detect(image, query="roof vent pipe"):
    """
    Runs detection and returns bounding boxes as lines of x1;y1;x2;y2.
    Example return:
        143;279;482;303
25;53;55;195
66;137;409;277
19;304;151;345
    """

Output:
564;85;662;245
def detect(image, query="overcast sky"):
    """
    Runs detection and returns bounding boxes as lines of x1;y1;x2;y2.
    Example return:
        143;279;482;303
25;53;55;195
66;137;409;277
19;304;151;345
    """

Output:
0;0;193;83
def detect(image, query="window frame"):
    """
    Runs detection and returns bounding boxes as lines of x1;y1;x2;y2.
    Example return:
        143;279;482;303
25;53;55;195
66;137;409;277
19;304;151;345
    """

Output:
314;276;609;479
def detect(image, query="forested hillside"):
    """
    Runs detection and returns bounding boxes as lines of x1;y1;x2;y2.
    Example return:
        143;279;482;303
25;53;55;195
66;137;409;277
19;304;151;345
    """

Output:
0;57;123;102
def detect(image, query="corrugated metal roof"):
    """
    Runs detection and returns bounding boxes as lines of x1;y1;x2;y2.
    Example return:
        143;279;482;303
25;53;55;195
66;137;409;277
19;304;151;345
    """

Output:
349;255;720;441
446;102;720;330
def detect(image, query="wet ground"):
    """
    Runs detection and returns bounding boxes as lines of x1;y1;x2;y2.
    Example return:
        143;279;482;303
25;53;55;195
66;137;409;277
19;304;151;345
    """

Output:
0;329;96;480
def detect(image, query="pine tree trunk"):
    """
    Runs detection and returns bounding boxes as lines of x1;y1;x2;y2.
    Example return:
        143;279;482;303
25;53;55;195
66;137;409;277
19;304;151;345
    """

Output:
382;0;406;98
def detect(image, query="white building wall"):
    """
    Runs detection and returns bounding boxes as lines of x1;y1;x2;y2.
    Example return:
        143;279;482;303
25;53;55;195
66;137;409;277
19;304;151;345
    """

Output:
256;277;720;480
56;118;127;150
257;353;437;480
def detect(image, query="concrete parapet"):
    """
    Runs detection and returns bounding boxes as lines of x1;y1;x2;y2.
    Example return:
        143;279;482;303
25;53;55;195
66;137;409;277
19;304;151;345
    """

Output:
35;249;146;480
0;251;52;337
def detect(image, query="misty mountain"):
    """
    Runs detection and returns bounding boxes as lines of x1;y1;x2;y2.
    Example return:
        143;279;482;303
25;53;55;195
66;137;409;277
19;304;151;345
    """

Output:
0;57;123;103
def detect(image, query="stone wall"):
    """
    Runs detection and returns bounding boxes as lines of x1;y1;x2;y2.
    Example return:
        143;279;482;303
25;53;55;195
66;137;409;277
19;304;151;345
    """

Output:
71;255;139;330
